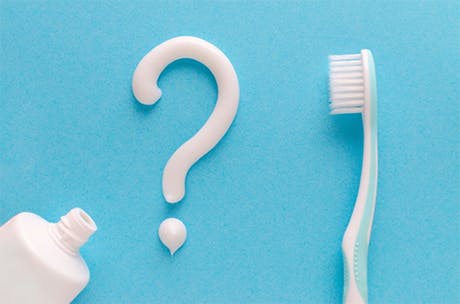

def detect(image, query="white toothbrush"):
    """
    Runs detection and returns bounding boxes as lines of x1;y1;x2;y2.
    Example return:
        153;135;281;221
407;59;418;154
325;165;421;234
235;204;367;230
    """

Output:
329;50;378;304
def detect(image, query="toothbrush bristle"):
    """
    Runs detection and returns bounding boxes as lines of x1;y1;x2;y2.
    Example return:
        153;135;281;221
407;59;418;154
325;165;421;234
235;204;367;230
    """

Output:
329;53;365;115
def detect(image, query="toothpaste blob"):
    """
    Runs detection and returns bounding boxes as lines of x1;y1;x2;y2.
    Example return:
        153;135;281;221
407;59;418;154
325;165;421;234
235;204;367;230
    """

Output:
158;218;187;255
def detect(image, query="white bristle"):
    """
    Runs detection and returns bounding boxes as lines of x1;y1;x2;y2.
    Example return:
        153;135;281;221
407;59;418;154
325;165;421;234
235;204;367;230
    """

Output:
330;60;362;67
330;78;364;85
331;92;365;100
329;54;361;61
330;72;363;79
330;100;364;109
330;65;362;73
330;107;363;115
331;85;364;93
329;52;365;115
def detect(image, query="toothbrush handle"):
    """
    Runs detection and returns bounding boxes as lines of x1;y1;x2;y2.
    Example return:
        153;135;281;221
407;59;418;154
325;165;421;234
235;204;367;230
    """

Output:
342;118;378;304
342;221;371;304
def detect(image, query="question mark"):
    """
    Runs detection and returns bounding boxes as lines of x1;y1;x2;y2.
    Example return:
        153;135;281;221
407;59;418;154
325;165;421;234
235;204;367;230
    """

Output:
132;36;240;204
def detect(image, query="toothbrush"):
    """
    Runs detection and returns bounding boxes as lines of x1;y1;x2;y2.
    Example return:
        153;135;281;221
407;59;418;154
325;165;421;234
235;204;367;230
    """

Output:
328;50;378;304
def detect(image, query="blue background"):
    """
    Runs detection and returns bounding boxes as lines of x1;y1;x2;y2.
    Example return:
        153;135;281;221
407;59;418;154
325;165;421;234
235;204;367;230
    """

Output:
1;1;459;303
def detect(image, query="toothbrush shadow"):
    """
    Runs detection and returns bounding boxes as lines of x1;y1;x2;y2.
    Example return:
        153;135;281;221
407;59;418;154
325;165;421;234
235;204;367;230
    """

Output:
330;114;363;147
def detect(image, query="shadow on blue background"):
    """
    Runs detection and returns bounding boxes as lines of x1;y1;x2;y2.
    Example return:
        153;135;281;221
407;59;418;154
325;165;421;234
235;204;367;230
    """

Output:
1;1;459;303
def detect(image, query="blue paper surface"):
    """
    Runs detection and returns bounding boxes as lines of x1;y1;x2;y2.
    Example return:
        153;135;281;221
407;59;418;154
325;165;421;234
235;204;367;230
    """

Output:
1;1;459;303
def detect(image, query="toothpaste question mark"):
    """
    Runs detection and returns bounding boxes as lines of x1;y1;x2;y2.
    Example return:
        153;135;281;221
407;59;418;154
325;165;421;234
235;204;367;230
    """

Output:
132;36;240;204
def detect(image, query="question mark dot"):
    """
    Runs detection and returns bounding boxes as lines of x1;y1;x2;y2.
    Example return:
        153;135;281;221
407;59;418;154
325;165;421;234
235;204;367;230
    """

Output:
158;218;187;255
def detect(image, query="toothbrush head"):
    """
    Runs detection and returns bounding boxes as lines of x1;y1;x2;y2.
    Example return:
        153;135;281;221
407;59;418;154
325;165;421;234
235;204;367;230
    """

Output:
328;50;375;115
